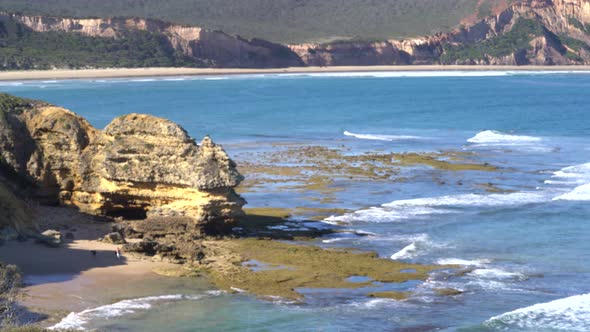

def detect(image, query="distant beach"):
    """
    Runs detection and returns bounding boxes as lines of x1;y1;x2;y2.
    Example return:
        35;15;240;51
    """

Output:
1;65;590;81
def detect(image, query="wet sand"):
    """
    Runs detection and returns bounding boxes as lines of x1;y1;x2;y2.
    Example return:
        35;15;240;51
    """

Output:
0;65;589;81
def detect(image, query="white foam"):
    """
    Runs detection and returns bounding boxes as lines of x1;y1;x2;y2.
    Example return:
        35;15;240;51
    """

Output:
436;258;491;266
390;243;417;260
343;131;423;141
546;162;590;186
325;192;547;224
467;130;542;144
553;183;590;201
129;78;158;82
469;268;527;280
278;70;524;78
49;293;218;330
485;293;590;331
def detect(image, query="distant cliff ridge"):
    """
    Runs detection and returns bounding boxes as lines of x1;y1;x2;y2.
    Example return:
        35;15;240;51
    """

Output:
1;0;590;68
0;13;303;69
289;0;590;65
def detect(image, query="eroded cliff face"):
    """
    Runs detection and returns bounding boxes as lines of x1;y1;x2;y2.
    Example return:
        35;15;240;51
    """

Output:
2;1;590;67
7;14;303;68
0;94;245;233
289;0;590;65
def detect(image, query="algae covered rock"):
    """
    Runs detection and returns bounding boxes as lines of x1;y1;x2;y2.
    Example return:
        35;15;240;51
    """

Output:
0;93;246;233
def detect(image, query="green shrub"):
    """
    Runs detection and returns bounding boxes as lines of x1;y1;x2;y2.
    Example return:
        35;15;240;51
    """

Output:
441;18;546;63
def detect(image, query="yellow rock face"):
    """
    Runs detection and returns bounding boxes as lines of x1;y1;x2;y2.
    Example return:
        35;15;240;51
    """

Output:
0;95;245;229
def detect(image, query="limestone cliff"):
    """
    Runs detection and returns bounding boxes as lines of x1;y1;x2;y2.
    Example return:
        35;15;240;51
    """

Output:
289;0;590;65
0;93;245;233
4;13;303;68
1;0;590;67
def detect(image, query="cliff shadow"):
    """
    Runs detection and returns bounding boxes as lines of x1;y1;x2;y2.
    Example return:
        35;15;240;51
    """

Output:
0;240;127;284
0;205;129;286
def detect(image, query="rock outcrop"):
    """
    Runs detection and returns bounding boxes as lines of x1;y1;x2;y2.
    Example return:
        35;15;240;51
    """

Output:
0;93;245;233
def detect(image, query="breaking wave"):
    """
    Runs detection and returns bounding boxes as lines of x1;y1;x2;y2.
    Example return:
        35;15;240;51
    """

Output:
485;293;590;331
343;131;424;141
548;162;590;201
324;192;547;224
390;243;418;260
467;130;542;144
466;130;549;151
553;183;590;201
49;292;223;330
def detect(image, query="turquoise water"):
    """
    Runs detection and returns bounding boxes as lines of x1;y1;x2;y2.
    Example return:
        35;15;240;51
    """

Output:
3;71;590;331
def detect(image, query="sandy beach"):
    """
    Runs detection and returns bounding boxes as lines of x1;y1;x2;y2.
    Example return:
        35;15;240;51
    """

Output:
0;65;590;81
0;206;188;326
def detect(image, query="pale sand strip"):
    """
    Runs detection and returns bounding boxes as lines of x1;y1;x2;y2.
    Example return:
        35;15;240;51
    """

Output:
0;65;590;81
0;239;178;316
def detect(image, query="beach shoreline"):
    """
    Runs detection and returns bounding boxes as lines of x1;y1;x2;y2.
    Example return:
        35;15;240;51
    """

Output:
0;239;180;323
1;65;590;81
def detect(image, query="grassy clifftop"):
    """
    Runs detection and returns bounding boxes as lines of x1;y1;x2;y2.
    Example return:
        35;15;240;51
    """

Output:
0;0;483;43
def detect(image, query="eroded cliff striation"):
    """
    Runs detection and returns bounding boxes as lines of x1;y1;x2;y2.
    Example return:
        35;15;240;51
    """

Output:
1;1;590;67
289;0;590;65
4;13;303;68
0;94;245;233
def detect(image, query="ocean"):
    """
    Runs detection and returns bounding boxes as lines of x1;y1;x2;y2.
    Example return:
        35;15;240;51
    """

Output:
3;71;590;331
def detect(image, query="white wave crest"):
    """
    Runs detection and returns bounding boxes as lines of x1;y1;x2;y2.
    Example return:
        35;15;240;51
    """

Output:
469;268;527;281
436;258;491;266
343;131;423;141
546;162;590;186
485;293;590;331
467;130;542;144
553;183;590;201
390;243;417;260
49;292;221;330
325;192;547;224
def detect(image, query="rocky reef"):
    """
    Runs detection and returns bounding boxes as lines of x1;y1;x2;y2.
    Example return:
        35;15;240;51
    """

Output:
0;93;245;234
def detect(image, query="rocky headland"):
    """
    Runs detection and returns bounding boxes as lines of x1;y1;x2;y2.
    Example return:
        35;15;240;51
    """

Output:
0;93;470;330
0;93;245;234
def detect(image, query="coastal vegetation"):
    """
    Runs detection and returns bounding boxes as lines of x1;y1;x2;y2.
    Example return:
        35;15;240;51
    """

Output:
441;18;547;63
567;17;590;33
0;262;22;328
0;0;485;43
0;17;193;70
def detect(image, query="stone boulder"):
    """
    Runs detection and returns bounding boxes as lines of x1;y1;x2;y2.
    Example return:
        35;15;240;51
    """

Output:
37;229;62;247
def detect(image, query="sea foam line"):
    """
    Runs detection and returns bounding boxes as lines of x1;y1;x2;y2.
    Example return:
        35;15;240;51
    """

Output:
344;131;424;141
49;292;222;330
324;192;548;224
